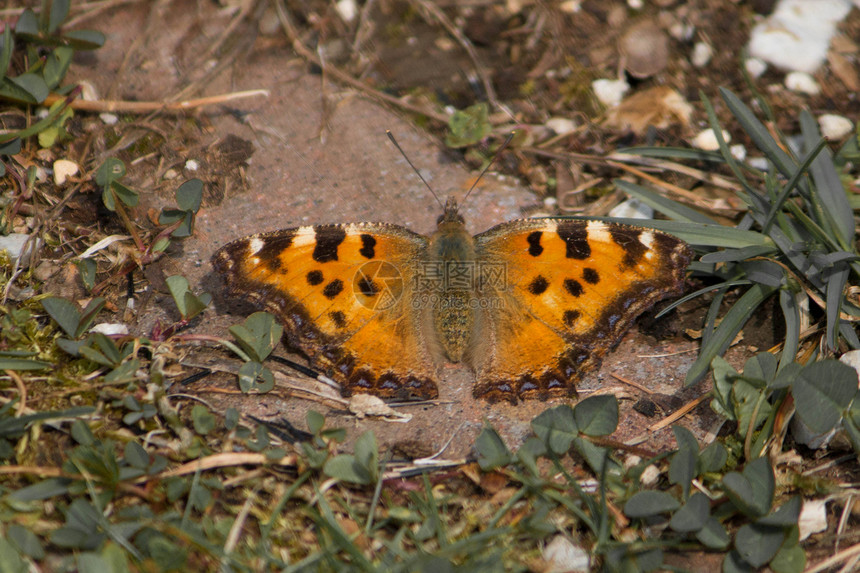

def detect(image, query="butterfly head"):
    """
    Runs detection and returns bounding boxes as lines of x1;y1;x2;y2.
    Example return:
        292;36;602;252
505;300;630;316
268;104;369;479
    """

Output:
437;196;465;227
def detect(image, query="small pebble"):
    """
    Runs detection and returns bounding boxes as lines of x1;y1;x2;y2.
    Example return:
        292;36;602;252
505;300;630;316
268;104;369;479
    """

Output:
335;0;357;22
100;113;118;125
785;71;820;95
609;198;653;219
53;159;79;185
691;128;730;151
592;78;630;107
799;499;828;541
185;159;199;171
730;144;747;161
0;233;32;262
90;323;130;336
818;114;854;139
559;0;582;12
543;536;590;573
744;57;768;78
691;41;712;67
545;117;576;136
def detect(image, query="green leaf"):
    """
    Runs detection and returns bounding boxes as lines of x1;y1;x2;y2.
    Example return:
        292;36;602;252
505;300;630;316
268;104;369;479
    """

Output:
61;29;106;50
732;378;772;436
43;45;72;88
124;441;149;469
7;523;45;559
9;73;49;103
0;358;52;370
474;425;512;470
182;290;210;320
669;492;710;533
696;516;730;549
531;405;578;454
307;410;325;435
573;394;618;436
237;361;274;393
614;179;719;224
77;258;97;290
734;523;785;568
723;550;755;573
104;359;139;384
698;441;728;473
793;360;857;434
0;538;27;573
757;496;802;527
0;26;13;78
769;540;806;573
176;179;203;211
95;158;126;187
8;477;72;501
623;490;680;518
48;0;71;34
191;405;215;435
669;426;698;499
722;457;774;518
109;181;139;208
323;454;373;484
71;419;95;445
165;275;190;317
77;297;106;337
15;10;39;36
353;430;379;483
228;312;283;362
42;296;81;337
445;103;490;148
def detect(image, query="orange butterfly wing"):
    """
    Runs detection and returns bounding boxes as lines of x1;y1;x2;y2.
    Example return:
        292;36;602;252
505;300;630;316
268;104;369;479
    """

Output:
212;223;440;400
470;219;692;402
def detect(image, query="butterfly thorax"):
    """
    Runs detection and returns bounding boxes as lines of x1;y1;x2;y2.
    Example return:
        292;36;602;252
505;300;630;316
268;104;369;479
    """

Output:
426;202;476;363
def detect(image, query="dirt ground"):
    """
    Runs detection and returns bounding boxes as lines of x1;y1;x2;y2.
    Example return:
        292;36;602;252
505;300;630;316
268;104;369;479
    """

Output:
53;0;856;463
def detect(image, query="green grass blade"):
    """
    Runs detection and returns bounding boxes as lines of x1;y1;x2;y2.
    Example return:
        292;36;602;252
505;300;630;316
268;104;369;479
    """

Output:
686;283;778;385
799;110;855;249
614;180;719;224
778;289;801;371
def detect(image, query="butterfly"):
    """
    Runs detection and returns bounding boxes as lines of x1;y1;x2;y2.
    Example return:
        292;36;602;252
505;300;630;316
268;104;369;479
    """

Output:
212;194;693;403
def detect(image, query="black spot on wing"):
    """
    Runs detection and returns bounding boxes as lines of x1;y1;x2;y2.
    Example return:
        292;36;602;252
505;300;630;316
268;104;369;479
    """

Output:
583;267;599;284
251;230;296;269
313;227;347;263
563;278;583;297
563;309;580;327
610;228;647;268
357;276;379;296
556;222;590;259
322;279;344;299
528;275;549;295
526;231;544;257
306;270;323;285
359;234;376;259
329;310;347;328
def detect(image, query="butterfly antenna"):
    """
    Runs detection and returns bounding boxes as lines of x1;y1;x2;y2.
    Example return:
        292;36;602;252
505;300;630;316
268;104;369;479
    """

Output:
461;131;516;205
386;130;444;209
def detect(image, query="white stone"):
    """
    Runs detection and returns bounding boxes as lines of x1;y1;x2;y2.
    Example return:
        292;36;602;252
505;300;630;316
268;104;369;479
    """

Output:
559;0;582;12
99;113;118;125
691;128;731;151
745;57;768;78
626;0;643;9
691;42;712;67
609;198;653;220
798;499;829;541
730;144;747;161
185;159;199;171
818;114;854;139
53;159;79;185
640;464;661;486
90;323;130;336
592;78;630;107
785;71;820;95
0;233;31;261
546;117;577;136
543;535;590;573
747;0;852;73
78;80;99;101
335;0;357;22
